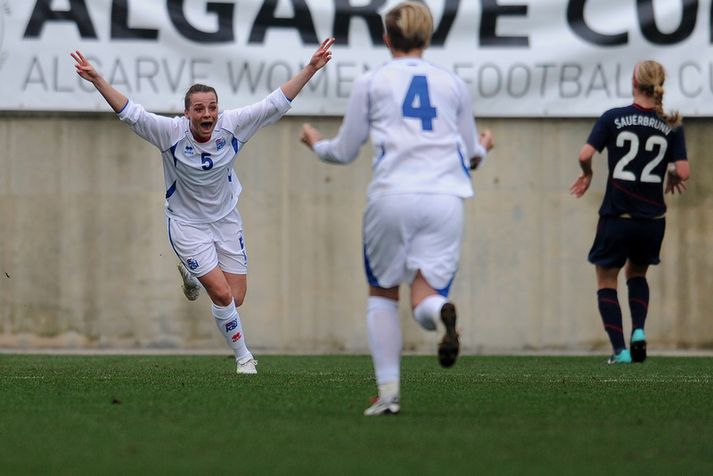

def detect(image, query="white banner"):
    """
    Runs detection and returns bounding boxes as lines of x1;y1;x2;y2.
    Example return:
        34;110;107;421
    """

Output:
0;0;710;116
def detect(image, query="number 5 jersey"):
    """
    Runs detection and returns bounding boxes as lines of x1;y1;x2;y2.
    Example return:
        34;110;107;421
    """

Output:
117;89;292;224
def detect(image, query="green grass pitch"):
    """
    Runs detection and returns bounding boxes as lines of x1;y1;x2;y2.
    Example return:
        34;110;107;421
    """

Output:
1;354;712;475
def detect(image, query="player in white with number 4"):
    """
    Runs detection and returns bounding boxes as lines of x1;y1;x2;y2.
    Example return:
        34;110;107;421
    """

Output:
72;38;334;374
301;2;493;415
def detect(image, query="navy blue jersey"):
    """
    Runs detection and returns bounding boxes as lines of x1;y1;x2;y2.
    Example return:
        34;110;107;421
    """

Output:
587;104;687;218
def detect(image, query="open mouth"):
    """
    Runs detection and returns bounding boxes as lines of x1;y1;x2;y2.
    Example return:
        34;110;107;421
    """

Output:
200;121;213;131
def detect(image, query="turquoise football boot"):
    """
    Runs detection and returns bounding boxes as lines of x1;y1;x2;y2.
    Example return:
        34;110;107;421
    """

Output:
630;329;647;363
607;348;632;365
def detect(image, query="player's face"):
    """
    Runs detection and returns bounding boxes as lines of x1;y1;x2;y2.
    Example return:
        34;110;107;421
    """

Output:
185;92;218;142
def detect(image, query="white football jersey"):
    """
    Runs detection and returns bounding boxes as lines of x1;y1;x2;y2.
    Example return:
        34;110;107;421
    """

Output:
313;57;486;200
118;88;291;224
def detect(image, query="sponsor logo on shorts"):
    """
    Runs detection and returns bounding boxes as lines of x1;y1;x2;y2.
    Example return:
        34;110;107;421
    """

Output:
186;258;199;270
231;332;242;342
225;319;238;332
216;137;226;151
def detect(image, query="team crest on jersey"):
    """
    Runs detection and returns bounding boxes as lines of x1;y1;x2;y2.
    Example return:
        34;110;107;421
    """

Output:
215;137;226;151
186;258;199;270
184;144;195;157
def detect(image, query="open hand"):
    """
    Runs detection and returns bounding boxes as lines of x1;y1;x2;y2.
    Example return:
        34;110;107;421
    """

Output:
71;50;100;83
569;173;592;198
309;38;335;71
665;172;687;194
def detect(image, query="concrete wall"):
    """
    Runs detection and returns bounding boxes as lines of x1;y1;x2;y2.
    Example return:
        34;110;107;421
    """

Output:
1;114;711;353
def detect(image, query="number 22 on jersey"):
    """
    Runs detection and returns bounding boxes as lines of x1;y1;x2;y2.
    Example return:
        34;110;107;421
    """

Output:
612;131;667;183
402;75;437;131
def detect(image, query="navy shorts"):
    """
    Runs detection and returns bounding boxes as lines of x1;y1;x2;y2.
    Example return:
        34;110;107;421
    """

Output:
588;216;666;268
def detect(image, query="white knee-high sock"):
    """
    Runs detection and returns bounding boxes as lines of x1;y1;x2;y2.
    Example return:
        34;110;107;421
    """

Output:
366;296;401;392
413;294;448;331
211;302;251;362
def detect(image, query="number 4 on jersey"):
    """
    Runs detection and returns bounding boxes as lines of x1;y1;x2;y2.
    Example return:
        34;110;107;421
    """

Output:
402;75;437;131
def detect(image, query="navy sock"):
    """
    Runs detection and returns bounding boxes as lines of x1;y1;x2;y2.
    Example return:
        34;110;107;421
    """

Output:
597;288;625;352
627;277;649;331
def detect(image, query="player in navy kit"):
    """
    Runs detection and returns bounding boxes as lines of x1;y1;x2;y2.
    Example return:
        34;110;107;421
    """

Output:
301;2;494;415
570;60;690;364
72;39;334;374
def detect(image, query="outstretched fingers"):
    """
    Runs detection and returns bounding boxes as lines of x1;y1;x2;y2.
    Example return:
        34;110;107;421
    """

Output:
320;37;336;53
71;50;98;81
311;37;335;70
569;182;580;197
569;176;590;198
70;50;87;66
666;181;687;195
570;184;586;198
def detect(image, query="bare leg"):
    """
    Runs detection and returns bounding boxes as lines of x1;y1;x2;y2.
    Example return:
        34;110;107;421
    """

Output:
197;267;234;306
225;272;247;307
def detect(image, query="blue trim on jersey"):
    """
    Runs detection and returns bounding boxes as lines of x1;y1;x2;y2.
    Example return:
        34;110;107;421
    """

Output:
435;273;456;298
165;180;177;199
232;137;239;153
363;244;380;287
457;147;471;178
372;144;386;170
238;235;247;263
116;100;129;114
170;144;178;167
167;218;182;260
366;79;373;124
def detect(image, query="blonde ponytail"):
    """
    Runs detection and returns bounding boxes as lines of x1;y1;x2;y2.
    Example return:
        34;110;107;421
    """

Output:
635;61;682;129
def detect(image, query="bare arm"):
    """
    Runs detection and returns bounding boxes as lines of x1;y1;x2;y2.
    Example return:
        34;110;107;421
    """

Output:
569;143;596;198
280;38;335;101
71;50;128;113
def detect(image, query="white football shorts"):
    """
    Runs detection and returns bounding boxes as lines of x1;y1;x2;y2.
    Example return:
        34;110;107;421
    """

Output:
167;208;248;277
363;193;464;294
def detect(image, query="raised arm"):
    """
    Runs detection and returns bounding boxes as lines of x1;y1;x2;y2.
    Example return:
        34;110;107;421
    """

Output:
280;38;335;101
71;50;128;113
